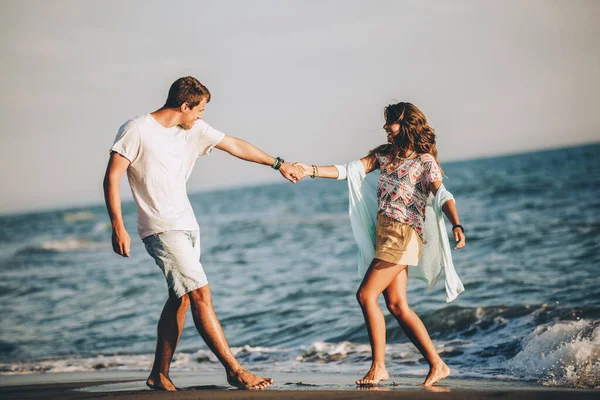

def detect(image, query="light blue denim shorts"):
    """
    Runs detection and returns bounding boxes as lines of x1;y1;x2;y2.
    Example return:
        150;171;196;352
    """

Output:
143;230;208;298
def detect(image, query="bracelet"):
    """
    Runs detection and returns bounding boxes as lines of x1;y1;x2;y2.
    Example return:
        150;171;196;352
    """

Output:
311;165;317;179
452;224;464;233
271;157;284;170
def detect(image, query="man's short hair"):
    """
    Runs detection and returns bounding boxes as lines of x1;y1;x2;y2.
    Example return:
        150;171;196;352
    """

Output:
164;76;211;109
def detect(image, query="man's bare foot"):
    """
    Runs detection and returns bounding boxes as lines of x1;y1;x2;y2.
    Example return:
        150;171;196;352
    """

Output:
421;362;450;386
356;364;389;386
227;368;274;390
146;374;177;391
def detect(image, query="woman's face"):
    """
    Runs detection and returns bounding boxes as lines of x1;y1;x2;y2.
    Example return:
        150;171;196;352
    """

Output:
383;121;401;144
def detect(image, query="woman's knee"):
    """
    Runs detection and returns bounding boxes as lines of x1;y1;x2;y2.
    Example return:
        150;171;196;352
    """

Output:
356;288;376;307
386;299;410;318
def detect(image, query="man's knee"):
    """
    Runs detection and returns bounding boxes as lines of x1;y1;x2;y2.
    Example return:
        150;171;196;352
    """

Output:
178;293;191;309
187;285;212;307
169;291;190;310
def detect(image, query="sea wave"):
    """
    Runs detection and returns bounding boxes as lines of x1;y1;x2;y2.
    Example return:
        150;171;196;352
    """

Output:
296;341;372;363
335;304;598;344
1;329;598;389
0;345;287;375
507;319;600;388
0;354;155;375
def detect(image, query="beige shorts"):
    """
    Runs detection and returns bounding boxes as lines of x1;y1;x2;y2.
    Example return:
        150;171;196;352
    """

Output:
374;214;423;266
142;230;208;298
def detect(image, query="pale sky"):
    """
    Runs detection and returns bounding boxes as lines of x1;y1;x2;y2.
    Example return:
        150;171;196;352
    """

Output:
1;0;599;214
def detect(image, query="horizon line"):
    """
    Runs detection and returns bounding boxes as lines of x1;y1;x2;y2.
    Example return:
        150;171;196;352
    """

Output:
1;140;597;218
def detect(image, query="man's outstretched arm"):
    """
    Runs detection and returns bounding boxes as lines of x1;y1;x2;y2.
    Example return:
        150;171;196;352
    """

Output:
215;136;302;183
103;152;132;257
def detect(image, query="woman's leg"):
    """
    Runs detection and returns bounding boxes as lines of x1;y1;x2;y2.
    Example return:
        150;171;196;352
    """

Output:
355;258;407;385
383;269;450;386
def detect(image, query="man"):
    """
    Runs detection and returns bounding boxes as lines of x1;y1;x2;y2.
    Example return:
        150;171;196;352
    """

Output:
103;76;301;391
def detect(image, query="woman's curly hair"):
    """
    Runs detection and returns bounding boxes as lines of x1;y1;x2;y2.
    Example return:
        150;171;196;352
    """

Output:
370;102;444;175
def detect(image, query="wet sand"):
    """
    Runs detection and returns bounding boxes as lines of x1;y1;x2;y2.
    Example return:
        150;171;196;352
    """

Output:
1;371;598;399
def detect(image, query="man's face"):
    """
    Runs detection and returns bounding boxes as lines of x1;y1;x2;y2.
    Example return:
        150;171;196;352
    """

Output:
180;97;208;130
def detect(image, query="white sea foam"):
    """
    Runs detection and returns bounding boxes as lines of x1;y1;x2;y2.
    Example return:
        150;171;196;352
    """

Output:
0;354;154;374
297;341;372;363
3;332;598;389
92;221;110;233
187;345;285;364
63;211;95;223
38;237;105;252
508;320;600;388
296;340;447;366
0;346;291;375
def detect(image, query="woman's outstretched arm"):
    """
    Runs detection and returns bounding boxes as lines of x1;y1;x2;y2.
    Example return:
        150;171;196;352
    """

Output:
296;154;379;179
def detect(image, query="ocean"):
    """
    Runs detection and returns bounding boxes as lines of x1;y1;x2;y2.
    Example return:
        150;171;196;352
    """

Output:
0;144;598;388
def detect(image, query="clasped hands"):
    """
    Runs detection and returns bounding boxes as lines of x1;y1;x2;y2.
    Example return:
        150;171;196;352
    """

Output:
277;162;314;183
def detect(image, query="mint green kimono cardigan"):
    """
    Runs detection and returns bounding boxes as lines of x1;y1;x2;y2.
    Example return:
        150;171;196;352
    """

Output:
345;160;464;302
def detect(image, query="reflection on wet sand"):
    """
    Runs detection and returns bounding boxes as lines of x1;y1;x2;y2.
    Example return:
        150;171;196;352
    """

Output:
356;385;390;391
423;385;451;393
354;382;451;393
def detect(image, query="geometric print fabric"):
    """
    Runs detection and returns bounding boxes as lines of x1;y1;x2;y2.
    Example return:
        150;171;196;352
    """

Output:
376;152;443;241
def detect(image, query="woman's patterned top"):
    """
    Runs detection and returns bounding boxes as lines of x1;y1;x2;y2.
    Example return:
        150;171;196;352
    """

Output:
375;152;443;241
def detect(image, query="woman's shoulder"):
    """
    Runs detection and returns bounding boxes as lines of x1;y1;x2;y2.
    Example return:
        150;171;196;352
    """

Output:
417;153;441;171
369;144;391;162
370;144;390;157
418;153;435;162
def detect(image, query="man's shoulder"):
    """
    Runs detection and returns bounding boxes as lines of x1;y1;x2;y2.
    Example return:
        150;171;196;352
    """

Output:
191;119;210;134
119;115;147;131
130;114;150;128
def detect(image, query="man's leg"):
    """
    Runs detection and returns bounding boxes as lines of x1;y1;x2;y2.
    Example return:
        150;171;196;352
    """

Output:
187;285;273;390
146;291;190;391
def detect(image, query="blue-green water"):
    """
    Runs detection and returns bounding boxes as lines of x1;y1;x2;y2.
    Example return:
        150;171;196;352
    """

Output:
0;144;599;387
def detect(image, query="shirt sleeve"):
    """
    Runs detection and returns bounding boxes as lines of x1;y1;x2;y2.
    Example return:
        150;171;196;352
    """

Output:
375;153;385;170
424;154;443;183
110;120;141;163
193;120;225;156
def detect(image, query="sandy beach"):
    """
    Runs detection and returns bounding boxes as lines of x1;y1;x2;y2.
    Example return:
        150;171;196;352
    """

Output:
1;371;598;400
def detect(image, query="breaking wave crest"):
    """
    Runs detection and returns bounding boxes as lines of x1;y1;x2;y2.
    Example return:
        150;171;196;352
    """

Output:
508;320;600;388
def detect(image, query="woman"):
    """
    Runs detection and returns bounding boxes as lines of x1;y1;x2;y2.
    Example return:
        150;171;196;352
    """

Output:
296;102;466;386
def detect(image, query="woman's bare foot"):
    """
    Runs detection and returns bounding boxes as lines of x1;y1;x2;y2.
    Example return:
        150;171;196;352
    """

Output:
227;368;274;390
356;364;389;386
421;362;450;386
146;374;177;391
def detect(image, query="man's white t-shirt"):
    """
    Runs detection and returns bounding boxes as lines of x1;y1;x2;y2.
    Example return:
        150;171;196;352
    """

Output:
111;114;225;239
